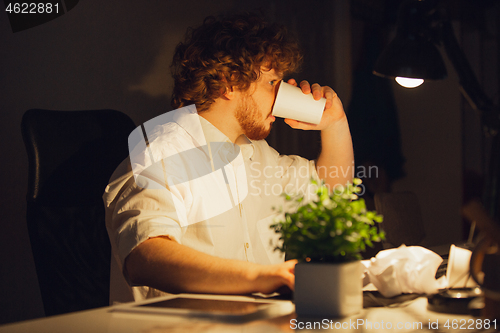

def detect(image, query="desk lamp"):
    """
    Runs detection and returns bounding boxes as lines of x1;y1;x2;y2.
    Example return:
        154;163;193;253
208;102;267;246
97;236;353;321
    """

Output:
373;0;500;223
373;0;446;88
373;0;500;318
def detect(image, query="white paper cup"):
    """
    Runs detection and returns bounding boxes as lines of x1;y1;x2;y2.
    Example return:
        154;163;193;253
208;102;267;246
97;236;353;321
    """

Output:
446;244;477;288
272;80;326;125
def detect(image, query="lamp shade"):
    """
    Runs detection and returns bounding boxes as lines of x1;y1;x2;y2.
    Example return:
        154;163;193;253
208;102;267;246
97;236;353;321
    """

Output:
373;35;447;80
373;0;447;80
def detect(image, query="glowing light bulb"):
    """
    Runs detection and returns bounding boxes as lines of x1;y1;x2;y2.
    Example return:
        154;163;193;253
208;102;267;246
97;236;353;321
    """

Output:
395;77;424;88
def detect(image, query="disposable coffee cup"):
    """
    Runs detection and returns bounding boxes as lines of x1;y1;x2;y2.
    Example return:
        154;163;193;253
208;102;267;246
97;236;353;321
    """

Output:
446;244;477;288
272;80;326;125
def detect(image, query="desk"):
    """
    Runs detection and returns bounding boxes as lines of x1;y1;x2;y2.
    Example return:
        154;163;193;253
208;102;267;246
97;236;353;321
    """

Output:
0;293;489;333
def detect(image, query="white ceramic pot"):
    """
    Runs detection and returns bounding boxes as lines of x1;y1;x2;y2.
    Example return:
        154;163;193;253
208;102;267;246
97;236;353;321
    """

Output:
294;261;363;318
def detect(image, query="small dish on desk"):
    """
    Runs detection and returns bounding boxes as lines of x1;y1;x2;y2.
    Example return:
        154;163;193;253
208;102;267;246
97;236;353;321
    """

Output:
427;287;483;315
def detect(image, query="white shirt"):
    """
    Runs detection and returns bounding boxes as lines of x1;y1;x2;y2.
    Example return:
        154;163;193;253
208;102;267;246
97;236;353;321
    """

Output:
103;105;319;304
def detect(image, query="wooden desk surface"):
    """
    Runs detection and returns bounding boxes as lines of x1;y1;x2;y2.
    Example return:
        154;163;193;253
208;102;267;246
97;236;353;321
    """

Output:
0;293;487;333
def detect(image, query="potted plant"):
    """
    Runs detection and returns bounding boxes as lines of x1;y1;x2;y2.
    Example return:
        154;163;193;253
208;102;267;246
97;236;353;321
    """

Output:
271;178;384;318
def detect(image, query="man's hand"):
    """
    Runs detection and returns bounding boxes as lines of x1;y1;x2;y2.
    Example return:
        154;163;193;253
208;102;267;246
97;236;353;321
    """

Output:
252;259;298;294
281;78;354;189
283;79;346;132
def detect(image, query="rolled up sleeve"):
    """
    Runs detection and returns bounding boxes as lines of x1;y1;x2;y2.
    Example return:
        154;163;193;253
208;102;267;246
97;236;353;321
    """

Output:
104;162;184;271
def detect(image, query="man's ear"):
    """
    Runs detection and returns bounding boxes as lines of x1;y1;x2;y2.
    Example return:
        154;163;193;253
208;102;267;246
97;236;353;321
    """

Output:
221;85;236;100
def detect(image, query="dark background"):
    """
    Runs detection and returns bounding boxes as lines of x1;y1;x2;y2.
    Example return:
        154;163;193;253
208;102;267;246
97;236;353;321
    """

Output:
1;0;498;324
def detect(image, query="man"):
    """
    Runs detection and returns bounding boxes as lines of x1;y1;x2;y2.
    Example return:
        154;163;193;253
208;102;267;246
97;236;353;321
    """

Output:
103;12;353;304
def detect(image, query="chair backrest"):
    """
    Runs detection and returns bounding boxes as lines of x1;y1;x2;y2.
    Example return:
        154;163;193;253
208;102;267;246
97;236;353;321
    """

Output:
374;191;426;247
21;109;135;316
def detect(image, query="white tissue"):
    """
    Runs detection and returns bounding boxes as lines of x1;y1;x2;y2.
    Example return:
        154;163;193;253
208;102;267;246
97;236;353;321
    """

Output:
363;245;443;297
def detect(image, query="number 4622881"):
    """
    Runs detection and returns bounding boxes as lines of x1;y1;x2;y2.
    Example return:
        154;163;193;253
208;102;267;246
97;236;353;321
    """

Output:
444;319;496;330
5;3;59;14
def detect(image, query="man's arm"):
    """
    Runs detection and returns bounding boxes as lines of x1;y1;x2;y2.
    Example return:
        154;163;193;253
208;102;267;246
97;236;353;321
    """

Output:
316;114;354;189
284;79;354;189
125;236;297;294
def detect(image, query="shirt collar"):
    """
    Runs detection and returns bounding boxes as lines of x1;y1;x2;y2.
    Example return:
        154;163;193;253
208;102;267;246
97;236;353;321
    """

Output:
235;134;255;161
172;104;206;147
199;117;255;161
174;105;255;160
198;116;231;144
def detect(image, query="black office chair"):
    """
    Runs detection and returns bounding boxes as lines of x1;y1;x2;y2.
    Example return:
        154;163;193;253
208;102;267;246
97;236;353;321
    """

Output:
21;109;135;316
374;191;426;247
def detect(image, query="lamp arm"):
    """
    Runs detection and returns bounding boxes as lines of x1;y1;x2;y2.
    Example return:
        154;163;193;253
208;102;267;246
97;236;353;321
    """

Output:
439;18;500;221
440;19;500;131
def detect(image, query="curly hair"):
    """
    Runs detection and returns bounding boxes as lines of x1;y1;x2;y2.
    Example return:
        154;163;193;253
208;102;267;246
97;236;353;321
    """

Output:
170;12;303;112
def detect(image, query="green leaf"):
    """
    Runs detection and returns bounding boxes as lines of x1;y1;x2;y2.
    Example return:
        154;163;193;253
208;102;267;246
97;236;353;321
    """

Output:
270;178;385;262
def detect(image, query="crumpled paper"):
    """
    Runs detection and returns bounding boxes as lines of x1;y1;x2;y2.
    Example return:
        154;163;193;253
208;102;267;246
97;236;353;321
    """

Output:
362;245;445;297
